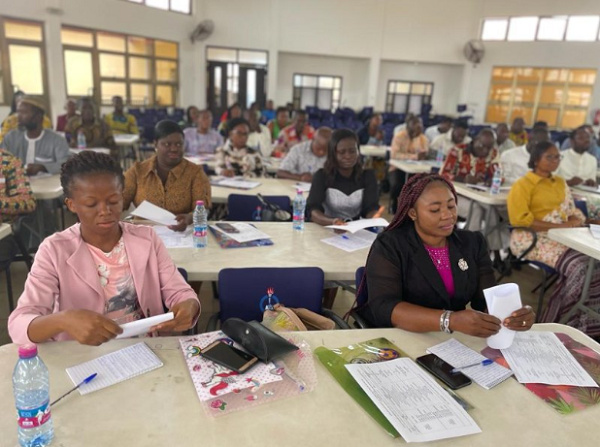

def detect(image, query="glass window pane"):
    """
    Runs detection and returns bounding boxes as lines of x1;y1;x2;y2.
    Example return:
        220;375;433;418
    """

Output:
302;76;317;88
129;57;151;80
128;36;151;55
491;67;514;81
170;0;191;14
561;109;587;128
537;17;567;40
8;45;43;94
486;105;509;123
566;86;593;107
130;83;152;106
317;89;332;109
146;0;169;10
207;47;236;62
392;95;408;114
507;17;538;41
300;88;316;108
99;53;125;78
238;50;267;65
64;50;94;96
488;84;513;102
101;81;126;104
5;20;43;42
516;68;542;82
425;84;433;95
566;16;600;42
319;77;334;89
408;96;423;115
535;108;559;127
513;84;537;103
293;74;302;86
245;69;256;109
539;86;564;105
569;69;597;85
509;107;533;125
156;60;177;82
333;78;341;89
411;83;427;95
482;19;508;41
214;66;222;108
332;89;340;101
395;82;410;94
61;28;94;47
155;40;177;59
97;32;125;52
543;68;568;83
155;85;174;105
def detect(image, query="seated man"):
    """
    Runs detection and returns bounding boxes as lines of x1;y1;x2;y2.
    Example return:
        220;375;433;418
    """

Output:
183;109;223;156
1;96;70;176
277;127;331;182
508;117;528;146
273;110;315;157
65;97;116;156
430;120;471;157
501;128;549;184
261;99;276;123
424;116;453;143
496;123;515;153
56;98;78;133
557;126;597;187
103;95;139;135
0;91;52;144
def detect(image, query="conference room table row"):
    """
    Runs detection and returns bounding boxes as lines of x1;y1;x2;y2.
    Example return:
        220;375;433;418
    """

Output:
0;324;596;447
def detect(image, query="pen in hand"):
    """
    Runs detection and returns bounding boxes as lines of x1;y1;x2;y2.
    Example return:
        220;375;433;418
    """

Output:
451;359;493;373
50;373;97;407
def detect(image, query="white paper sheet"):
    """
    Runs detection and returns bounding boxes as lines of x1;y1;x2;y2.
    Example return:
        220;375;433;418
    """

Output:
131;200;178;226
427;339;513;390
500;332;599;387
211;176;261;190
320;229;377;252
152;226;193;248
209;222;270;243
590;224;600;240
66;342;163;395
484;283;522;349
346;358;481;443
116;313;174;339
325;218;388;233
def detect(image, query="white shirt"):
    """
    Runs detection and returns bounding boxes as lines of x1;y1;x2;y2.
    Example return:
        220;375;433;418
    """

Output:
430;130;472;155
501;145;530;184
497;138;516;154
247;124;273;157
424;125;443;142
556;148;597;182
24;130;45;166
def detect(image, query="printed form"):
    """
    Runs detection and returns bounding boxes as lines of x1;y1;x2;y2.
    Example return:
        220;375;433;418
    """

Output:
346;358;481;443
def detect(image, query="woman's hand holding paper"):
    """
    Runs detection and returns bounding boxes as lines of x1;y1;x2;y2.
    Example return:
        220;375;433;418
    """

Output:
152;299;200;332
502;305;535;331
451;310;501;338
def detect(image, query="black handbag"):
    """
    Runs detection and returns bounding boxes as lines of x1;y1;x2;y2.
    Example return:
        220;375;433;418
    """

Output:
221;318;299;363
257;194;291;222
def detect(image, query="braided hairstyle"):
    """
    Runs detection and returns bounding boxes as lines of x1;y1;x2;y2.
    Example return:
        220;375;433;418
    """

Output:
60;151;124;199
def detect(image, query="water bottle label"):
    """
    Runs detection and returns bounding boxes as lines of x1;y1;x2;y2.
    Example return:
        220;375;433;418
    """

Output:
293;213;303;222
193;225;207;238
17;401;51;428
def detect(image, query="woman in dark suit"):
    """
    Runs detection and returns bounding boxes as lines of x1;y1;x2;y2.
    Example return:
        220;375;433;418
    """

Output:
357;173;535;337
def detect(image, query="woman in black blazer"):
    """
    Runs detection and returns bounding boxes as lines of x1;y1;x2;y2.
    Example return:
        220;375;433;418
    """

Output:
357;173;535;337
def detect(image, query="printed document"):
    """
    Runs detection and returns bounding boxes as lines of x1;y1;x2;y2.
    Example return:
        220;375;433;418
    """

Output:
321;229;377;252
152;226;193;248
209;222;270;243
131;201;178;226
326;218;388;233
116;313;174;339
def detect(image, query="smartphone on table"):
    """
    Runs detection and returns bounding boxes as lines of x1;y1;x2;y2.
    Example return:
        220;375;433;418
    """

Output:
215;222;240;234
200;341;258;374
416;354;472;390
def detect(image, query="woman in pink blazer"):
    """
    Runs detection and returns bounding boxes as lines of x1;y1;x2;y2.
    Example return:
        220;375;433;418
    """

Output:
8;151;200;345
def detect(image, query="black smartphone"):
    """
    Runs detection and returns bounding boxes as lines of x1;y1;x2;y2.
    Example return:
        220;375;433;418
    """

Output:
416;354;472;390
215;222;239;234
200;341;258;373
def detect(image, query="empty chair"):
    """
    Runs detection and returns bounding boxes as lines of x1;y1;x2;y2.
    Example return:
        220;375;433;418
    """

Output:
226;194;291;221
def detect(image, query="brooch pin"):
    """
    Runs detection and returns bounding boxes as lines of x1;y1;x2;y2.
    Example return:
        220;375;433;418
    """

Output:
458;259;468;271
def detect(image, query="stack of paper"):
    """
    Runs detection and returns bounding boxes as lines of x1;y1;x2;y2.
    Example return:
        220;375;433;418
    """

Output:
325;218;388;233
152;226;193;248
211;176;261;190
131;201;178;226
209;222;270;243
321;229;377;252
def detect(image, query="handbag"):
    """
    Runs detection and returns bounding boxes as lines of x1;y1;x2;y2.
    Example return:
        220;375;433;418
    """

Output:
257;194;291;222
262;303;335;332
221;318;299;363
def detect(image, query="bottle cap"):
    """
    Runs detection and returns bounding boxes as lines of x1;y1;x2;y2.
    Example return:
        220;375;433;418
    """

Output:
18;344;38;359
296;189;303;195
196;200;204;206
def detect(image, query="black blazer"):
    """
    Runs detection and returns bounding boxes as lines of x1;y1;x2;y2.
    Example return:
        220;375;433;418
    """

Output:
357;223;496;328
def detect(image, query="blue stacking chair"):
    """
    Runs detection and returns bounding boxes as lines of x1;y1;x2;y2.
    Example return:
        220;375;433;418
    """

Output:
348;267;372;329
207;267;349;330
226;194;291;221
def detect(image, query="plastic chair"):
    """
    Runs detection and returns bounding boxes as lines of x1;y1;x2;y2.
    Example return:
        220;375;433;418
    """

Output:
206;267;349;330
226;194;291;221
348;266;372;329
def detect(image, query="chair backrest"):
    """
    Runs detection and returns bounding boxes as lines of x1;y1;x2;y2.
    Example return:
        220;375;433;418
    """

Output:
227;194;291;221
574;199;588;218
218;267;325;322
355;266;368;307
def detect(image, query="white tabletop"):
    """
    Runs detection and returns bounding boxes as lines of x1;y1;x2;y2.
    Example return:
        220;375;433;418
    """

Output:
211;177;301;204
69;148;111;156
0;324;597;447
453;183;508;206
361;145;389;158
388;159;442;174
0;223;12;240
548;227;600;261
29;174;63;200
187;156;281;175
167;222;368;281
114;134;140;145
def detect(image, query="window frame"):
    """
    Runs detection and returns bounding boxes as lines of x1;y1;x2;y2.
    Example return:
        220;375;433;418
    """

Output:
292;73;343;112
384;80;434;115
121;0;192;15
535;16;568;42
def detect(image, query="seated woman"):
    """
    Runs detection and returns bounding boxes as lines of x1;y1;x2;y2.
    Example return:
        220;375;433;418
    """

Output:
123;120;211;232
507;142;600;336
8;151;200;345
215;117;265;178
357;173;534;335
307;128;380;226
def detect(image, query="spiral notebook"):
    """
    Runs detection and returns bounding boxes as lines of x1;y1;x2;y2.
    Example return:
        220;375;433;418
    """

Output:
65;342;163;395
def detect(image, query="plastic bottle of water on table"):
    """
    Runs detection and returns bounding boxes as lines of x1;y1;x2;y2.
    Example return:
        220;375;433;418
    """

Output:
77;130;86;149
490;166;503;195
293;189;306;231
13;344;54;447
193;200;208;249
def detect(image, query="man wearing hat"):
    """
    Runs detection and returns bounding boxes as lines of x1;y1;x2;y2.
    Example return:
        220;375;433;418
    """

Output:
1;96;70;176
0;92;52;144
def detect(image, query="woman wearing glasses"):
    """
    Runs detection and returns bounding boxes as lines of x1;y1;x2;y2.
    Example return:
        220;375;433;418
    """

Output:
122;120;211;232
215;117;266;178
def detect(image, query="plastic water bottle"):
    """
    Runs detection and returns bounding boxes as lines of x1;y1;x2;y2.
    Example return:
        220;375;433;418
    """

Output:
13;344;54;447
436;148;444;163
491;166;502;195
76;130;86;149
253;206;262;221
293;189;306;231
192;200;208;249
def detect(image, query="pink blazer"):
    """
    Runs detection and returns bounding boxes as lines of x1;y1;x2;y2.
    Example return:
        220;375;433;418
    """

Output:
8;222;200;344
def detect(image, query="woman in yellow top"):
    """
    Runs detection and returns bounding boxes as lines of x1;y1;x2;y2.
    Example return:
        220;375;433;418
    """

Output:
507;141;600;336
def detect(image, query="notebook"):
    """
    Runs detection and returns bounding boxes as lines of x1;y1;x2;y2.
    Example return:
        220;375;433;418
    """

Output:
65;342;163;395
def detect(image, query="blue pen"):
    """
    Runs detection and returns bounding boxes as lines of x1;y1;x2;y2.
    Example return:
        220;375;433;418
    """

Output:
50;373;98;406
341;234;350;240
451;359;493;373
